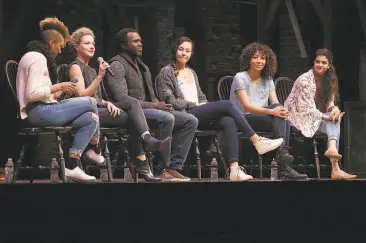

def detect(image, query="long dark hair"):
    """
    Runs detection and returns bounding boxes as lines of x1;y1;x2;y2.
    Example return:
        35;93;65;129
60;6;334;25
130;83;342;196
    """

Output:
314;48;339;112
170;36;194;77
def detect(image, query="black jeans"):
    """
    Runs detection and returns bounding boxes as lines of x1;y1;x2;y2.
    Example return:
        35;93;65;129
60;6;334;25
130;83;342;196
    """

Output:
98;108;145;158
130;109;198;172
112;96;150;136
245;103;290;146
188;100;256;163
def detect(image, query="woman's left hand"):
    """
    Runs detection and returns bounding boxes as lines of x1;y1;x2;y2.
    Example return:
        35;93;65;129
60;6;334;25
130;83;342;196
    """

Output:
330;106;340;121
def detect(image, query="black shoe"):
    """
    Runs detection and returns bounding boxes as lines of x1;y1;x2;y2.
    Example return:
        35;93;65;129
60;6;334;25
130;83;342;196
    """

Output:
133;158;162;183
276;144;294;165
279;164;308;180
142;134;171;152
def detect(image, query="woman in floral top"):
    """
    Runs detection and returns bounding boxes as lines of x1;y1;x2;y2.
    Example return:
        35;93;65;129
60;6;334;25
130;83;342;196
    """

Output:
285;48;356;179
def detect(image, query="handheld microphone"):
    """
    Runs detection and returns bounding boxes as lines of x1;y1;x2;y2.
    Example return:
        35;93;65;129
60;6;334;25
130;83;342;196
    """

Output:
58;77;79;101
97;57;114;77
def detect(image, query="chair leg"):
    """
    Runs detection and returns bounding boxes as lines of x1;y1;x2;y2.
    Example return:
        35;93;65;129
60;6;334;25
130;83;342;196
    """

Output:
12;144;25;184
56;133;67;183
258;154;263;179
214;135;228;180
194;138;202;181
313;139;320;179
120;136;137;182
102;135;113;182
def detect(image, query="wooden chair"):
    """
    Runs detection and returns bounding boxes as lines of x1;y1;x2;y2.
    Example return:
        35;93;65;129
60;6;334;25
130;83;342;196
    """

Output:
5;60;73;183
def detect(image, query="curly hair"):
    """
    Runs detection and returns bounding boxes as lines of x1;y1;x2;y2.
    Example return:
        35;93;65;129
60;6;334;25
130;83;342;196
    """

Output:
314;48;339;112
239;42;277;80
39;17;70;42
170;36;194;77
69;27;95;48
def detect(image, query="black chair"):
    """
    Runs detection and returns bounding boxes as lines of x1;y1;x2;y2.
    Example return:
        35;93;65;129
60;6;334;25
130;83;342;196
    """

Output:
274;77;329;178
217;75;276;179
56;63;69;82
5;60;73;183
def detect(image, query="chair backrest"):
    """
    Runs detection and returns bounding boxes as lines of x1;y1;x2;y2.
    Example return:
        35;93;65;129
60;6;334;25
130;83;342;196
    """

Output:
5;60;19;100
274;77;294;104
217;75;234;100
57;64;69;82
5;60;21;118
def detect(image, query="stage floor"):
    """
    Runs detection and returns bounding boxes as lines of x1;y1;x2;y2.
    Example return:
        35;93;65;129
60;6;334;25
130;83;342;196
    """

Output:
1;178;365;242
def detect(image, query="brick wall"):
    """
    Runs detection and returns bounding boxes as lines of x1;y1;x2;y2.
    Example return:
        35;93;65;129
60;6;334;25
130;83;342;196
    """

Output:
154;3;175;72
278;5;309;80
201;0;242;100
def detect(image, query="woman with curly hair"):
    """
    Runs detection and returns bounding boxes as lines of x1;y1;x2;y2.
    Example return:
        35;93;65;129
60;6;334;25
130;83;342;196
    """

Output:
230;42;307;180
156;37;285;181
285;48;356;179
68;27;170;182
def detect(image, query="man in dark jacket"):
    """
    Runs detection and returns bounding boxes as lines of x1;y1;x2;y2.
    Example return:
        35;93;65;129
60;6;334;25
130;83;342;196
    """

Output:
104;28;198;182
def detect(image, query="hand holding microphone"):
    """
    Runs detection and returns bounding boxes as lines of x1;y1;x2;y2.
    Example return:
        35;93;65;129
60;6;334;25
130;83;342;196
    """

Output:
97;57;114;77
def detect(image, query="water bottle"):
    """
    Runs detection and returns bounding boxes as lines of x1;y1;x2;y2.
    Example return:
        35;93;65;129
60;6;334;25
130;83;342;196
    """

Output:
50;158;59;183
100;168;108;182
210;158;218;181
270;159;278;180
124;161;133;182
5;158;14;184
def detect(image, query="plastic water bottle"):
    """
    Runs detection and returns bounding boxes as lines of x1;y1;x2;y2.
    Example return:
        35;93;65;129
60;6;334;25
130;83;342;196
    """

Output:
50;158;59;183
270;159;278;180
5;158;14;184
100;168;108;182
124;161;133;182
210;158;218;181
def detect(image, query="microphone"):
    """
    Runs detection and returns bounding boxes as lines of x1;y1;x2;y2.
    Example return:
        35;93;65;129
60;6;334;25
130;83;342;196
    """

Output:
97;57;114;77
58;76;79;101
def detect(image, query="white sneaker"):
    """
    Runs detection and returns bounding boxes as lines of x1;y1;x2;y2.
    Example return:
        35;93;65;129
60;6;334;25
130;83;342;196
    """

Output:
85;149;105;164
229;166;253;181
65;167;96;183
254;137;284;155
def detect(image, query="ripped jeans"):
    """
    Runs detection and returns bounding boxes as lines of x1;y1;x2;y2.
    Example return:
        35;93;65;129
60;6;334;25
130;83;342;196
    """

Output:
26;97;99;157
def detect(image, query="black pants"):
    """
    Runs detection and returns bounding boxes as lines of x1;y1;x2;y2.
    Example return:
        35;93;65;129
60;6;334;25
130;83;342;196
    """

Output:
188;100;256;163
245;103;290;146
112;96;150;136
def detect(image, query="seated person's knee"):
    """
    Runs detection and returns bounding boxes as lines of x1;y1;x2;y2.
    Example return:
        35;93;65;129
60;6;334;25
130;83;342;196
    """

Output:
92;112;99;121
90;97;97;105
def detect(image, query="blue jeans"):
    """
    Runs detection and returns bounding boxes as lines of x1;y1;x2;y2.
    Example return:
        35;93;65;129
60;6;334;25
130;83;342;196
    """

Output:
26;97;99;157
317;113;340;150
136;109;198;171
246;103;291;146
188;100;256;163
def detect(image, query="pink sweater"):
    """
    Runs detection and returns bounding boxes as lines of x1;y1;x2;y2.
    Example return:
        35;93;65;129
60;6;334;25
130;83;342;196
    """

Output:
16;52;57;119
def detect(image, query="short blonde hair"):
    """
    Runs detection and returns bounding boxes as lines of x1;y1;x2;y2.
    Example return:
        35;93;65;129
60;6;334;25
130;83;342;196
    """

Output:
69;27;95;48
39;17;70;41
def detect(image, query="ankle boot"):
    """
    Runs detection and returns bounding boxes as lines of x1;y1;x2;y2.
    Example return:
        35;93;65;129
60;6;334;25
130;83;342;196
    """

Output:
275;144;294;165
276;145;308;180
133;158;162;182
142;134;171;152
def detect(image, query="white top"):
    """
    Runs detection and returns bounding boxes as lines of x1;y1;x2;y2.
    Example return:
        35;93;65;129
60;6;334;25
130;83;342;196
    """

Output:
16;52;57;119
178;78;199;105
